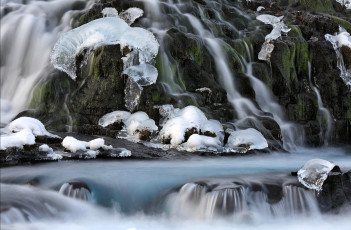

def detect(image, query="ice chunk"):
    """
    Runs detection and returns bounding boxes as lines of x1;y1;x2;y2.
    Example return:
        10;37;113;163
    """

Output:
256;14;290;61
123;63;158;86
6;117;60;138
98;111;131;128
183;134;221;152
226;128;268;150
297;159;336;192
50;17;159;80
39;144;62;160
102;7;118;17
325;27;351;88
118;7;144;25
0;129;35;150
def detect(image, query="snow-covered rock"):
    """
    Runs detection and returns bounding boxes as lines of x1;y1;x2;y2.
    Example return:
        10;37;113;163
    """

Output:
297;159;336;192
124;111;158;140
256;14;290;61
201;119;223;137
118;7;144;25
226;128;268;150
183;134;221;152
102;7;118;17
160;116;192;146
98;111;131;128
0;129;35;150
61;136;112;153
6;117;60;138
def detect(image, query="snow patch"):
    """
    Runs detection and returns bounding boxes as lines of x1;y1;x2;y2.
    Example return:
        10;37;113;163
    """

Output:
183;134;221;152
39;144;62;160
124;111;158;138
256;14;290;61
297;159;336;192
0;129;35;150
6;117;60;138
226;128;268;150
257;6;265;12
62;136;112;154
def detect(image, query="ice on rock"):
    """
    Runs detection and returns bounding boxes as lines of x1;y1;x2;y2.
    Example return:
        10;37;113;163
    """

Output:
154;104;180;126
336;0;351;9
256;14;290;61
6;117;60;138
0;129;35;150
183;134;221;152
118;7;144;25
118;148;132;157
98;111;131;128
124;77;143;112
50;17;159;80
226;128;268;150
39;144;62;160
325;27;351;88
257;6;265;11
177;106;207;130
102;7;118;17
297;159;336;192
89;138;112;150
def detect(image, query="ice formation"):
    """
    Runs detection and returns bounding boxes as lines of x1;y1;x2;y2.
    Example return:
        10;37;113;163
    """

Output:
98;111;131;128
118;7;144;25
257;6;265;12
39;144;62;160
62;136;112;154
336;0;351;9
256;14;290;61
297;159;336;192
325;27;351;88
123;63;158;86
201;119;223;137
183;134;221;152
50;17;159;80
226;128;268;150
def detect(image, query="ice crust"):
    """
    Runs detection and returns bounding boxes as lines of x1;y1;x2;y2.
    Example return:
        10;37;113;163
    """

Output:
50;17;159;80
226;128;268;150
297;159;336;192
0;117;60;150
256;14;290;61
325;27;351;87
98;111;131;128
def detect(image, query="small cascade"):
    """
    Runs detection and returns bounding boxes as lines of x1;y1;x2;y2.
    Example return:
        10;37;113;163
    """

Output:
59;181;92;201
308;62;333;144
0;0;95;124
165;181;320;221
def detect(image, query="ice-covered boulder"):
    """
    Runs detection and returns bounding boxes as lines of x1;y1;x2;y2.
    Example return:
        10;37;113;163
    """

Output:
0;129;35;150
297;159;337;192
256;14;290;61
50;17;159;80
98;111;131;128
183;134;221;152
226;128;268;150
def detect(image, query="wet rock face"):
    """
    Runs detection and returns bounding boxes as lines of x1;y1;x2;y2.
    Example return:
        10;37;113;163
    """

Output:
317;171;351;213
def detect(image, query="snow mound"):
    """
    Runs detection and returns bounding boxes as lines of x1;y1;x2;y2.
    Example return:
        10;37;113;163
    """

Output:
39;144;62;160
325;27;351;88
297;159;336;192
124;111;158;138
226;128;268;150
201;119;223;137
50;17;159;80
6;117;60;138
0;129;35;150
98;111;131;128
62;136;112;154
183;134;221;152
256;14;290;61
160;116;192;146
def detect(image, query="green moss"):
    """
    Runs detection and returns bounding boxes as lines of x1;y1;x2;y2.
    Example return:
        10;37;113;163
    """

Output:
347;108;351;125
152;91;160;102
190;41;203;66
329;16;351;33
288;26;303;38
293;0;335;12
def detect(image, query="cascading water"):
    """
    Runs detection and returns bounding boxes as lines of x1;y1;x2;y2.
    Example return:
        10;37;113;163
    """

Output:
139;0;302;149
307;62;333;144
0;0;95;124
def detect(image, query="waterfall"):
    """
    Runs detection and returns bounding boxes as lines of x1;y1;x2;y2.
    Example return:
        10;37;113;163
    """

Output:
138;0;303;149
308;62;333;144
165;182;320;221
0;0;95;124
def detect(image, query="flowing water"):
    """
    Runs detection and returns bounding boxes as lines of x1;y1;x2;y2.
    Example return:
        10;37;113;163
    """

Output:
1;147;351;229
